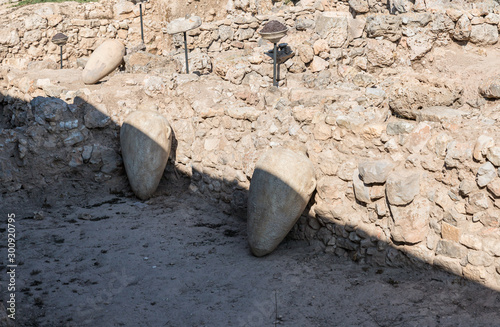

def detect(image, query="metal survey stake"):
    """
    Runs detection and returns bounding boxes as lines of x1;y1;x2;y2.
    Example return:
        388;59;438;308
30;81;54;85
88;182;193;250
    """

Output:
258;21;288;88
51;33;68;69
183;31;189;74
166;15;201;74
140;2;144;43
273;42;277;87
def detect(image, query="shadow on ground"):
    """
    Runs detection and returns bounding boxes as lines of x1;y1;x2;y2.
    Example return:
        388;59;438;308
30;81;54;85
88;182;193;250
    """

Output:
1;92;499;327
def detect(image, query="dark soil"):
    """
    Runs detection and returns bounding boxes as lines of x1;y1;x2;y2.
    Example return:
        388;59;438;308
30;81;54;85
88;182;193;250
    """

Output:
260;20;287;33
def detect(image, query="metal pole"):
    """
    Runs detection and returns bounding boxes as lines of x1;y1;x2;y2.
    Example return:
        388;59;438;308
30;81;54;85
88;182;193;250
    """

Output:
60;45;63;69
183;31;189;74
140;3;144;43
273;42;277;87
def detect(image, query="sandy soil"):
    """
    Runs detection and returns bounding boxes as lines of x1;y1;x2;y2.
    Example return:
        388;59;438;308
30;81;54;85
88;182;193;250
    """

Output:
1;175;500;327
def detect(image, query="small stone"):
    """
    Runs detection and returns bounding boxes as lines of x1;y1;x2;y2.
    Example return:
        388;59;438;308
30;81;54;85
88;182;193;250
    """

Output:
436;240;466;259
31;97;68;123
315;12;349;47
349;0;369;13
405;122;431;154
218;25;234;42
366;39;396;67
479;75;500;99
477;162;497;187
225;107;261;121
353;169;371;204
386;170;420;205
316;176;343;201
482;237;500;256
445;141;473;169
310;56;328;73
434;255;462;275
166;15;202;34
295;18;315;31
416;106;466;123
473;135;495;161
487;178;500;197
63;131;85;146
84;104;110;129
441;222;460;242
313;123;331;140
313;39;329;55
358;160;394;184
297;44;314;64
487;146;500;166
466;192;490;214
82;145;93;162
460;233;482;250
386;121;415;135
452;14;471;41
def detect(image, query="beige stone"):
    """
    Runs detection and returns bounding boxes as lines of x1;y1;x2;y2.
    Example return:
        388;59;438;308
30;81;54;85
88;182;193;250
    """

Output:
473;135;495;161
247;148;316;256
82;40;125;85
120;110;172;200
389;197;430;244
441;222;460;242
386;170;420;206
434;255;463;276
313;39;329;55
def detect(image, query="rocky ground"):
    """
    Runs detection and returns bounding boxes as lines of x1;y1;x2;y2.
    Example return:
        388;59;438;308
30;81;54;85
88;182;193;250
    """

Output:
1;176;500;327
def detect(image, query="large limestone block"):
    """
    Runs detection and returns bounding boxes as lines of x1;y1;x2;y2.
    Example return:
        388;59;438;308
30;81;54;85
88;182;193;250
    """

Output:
358;159;394;184
470;24;498;45
315;12;349;48
248;148;316;257
366;15;402;42
82;40;125;85
389;197;430;244
388;75;462;120
366;39;396;67
120;110;172;200
386;169;420;205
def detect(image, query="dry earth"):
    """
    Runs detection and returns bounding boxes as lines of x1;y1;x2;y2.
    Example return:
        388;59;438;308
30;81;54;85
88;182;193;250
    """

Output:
2;174;500;327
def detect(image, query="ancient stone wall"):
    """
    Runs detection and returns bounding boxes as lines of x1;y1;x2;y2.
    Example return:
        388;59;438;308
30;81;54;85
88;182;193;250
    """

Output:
2;0;500;290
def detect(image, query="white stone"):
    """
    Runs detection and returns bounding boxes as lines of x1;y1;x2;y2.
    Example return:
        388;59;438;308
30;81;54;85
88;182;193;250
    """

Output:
353;169;371;204
386;170;420;205
477;162;497;188
310;56;328;73
358;160;394;184
487;146;500;166
389;197;430;244
470;24;498;45
473;135;495;161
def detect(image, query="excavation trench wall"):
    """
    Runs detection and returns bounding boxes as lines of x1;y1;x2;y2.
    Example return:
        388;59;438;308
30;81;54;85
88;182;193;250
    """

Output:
1;0;500;290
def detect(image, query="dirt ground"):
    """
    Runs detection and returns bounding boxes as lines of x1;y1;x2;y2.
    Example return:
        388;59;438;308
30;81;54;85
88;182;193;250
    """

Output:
1;174;500;327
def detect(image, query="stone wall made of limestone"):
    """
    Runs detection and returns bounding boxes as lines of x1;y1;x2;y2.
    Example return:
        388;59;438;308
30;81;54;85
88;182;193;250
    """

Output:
2;66;500;290
2;0;500;71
